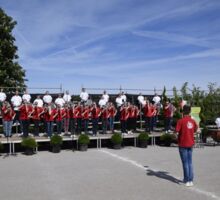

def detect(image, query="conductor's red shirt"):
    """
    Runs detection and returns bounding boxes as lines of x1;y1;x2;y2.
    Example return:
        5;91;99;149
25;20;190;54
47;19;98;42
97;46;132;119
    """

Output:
175;116;198;147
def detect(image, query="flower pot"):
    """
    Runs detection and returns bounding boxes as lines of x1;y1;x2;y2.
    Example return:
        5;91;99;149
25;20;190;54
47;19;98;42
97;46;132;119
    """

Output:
139;140;148;148
79;144;88;151
113;144;121;149
52;145;61;153
25;148;34;155
163;142;171;147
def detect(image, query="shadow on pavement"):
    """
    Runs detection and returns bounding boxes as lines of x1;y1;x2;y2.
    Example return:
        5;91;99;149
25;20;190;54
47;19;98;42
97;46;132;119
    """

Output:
146;168;182;185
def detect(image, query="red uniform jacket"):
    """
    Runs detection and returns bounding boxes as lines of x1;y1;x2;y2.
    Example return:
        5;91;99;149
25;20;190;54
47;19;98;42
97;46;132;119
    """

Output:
3;108;15;121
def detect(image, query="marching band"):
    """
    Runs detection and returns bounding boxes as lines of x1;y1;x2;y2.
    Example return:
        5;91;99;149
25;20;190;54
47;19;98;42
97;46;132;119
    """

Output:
0;89;177;138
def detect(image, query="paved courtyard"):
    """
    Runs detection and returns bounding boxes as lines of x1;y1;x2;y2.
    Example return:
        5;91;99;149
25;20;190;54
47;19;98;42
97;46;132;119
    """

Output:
0;146;220;200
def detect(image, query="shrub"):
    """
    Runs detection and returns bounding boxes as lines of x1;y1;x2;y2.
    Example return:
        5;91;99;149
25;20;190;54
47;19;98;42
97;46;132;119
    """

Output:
21;137;38;149
50;134;63;146
111;133;122;145
78;134;90;145
138;133;149;142
160;134;175;146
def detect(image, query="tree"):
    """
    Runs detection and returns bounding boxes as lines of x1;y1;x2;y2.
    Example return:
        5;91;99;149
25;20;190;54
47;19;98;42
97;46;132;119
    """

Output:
0;8;26;91
191;84;204;106
180;82;191;101
172;86;182;125
162;86;167;103
172;86;179;107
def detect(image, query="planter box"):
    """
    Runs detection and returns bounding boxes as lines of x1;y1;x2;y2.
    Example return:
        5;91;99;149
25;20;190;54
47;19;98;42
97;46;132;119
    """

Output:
139;141;148;148
52;145;61;153
163;142;171;147
79;144;88;151
25;148;35;155
113;144;121;149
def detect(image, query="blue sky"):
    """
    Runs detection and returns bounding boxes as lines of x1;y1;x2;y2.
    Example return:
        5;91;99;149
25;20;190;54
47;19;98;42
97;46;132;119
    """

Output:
1;0;220;94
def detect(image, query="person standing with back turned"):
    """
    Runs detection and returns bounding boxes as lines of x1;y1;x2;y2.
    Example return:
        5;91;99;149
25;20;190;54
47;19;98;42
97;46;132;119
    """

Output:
175;105;198;187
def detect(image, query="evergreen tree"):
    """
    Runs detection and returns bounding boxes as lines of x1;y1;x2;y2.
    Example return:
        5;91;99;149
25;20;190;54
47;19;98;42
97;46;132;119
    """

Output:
191;84;204;106
172;86;179;107
162;86;167;103
0;8;26;91
180;82;191;101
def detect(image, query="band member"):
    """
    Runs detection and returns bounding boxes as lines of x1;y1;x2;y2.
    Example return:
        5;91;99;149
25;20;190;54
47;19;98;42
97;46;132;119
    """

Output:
101;105;109;134
11;90;22;126
0;89;6;106
151;102;158;131
82;105;90;134
63;90;71;103
126;102;133;133
120;104;129;134
55;94;65;107
22;89;31;103
43;91;52;105
91;103;101;136
115;93;123;108
115;93;123;122
2;103;15;137
1;101;7;135
131;105;140;132
63;104;70;134
75;103;83;134
80;88;89;104
69;103;77;136
143;100;155;133
164;99;176;133
19;100;30;137
98;96;107;108
121;91;127;103
108;102;117;133
55;104;65;135
33;95;44;108
102;90;109;103
44;103;57;137
31;102;44;136
152;93;161;106
137;93;144;106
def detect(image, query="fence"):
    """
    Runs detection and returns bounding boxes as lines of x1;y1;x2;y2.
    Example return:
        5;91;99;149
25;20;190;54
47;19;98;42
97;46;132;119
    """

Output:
0;85;63;94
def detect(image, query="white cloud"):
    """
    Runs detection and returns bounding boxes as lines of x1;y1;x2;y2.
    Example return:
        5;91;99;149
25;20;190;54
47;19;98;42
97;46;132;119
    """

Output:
132;30;212;48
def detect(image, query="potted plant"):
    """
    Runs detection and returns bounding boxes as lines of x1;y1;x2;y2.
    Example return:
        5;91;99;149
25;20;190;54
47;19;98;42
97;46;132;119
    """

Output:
78;134;90;151
21;137;38;155
138;133;149;148
50;134;63;153
160;133;175;147
111;133;123;149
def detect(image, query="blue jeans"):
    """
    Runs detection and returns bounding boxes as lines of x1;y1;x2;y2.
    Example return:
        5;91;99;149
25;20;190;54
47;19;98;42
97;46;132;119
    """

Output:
109;117;115;131
46;121;54;137
21;120;29;137
102;118;108;134
56;121;62;134
4;120;13;137
165;117;172;131
179;147;194;183
92;118;98;135
145;117;153;132
120;120;127;133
